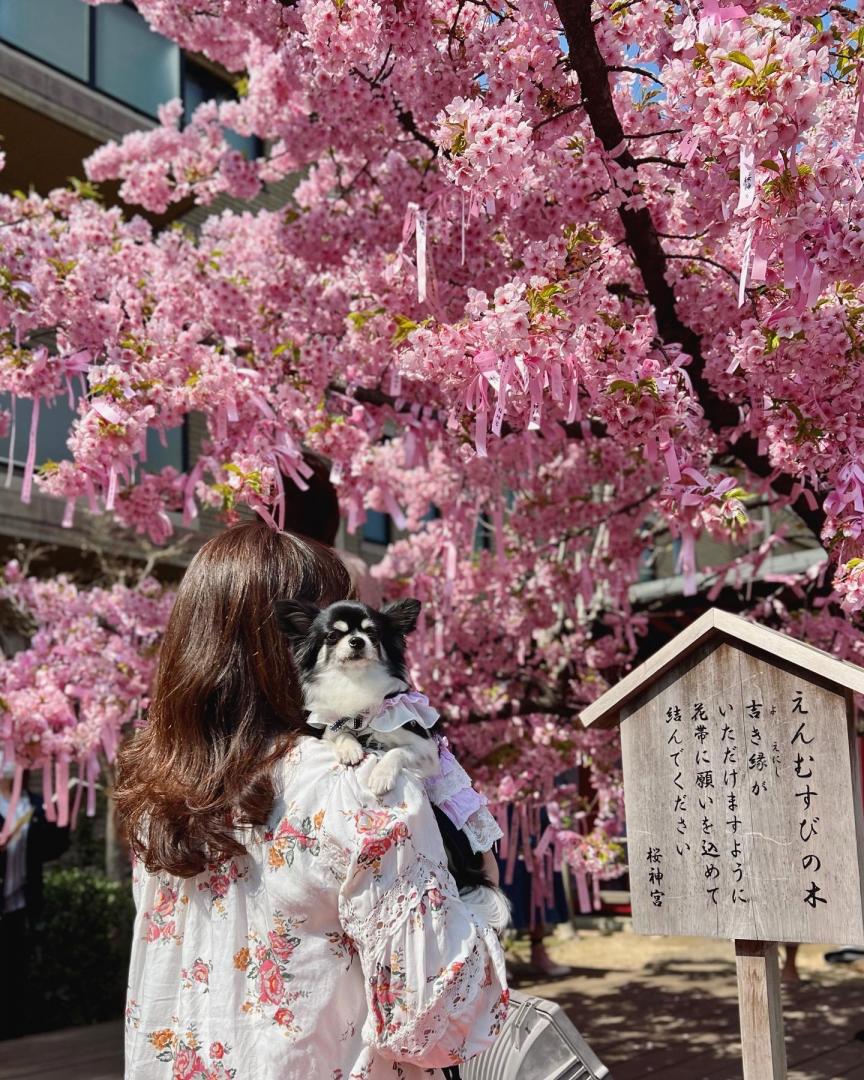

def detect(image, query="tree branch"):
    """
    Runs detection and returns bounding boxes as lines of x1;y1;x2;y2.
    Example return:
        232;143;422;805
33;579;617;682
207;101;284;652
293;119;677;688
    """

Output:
608;64;664;85
552;0;826;542
632;155;685;169
665;251;740;285
627;127;682;139
533;102;582;131
391;96;439;156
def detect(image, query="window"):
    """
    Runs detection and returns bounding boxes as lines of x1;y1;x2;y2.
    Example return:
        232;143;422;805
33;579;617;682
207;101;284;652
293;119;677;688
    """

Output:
143;423;187;474
184;61;261;159
1;2;183;121
93;3;180;119
0;4;258;151
363;511;391;546
0;395;186;478
0;0;89;81
0;396;77;469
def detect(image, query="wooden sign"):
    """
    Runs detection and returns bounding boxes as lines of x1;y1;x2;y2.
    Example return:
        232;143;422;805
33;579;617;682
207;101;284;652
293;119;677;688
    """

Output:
622;640;864;943
581;608;864;1080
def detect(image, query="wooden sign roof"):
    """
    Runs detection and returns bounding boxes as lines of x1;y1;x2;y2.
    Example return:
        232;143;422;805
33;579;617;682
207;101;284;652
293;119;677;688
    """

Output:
580;607;864;730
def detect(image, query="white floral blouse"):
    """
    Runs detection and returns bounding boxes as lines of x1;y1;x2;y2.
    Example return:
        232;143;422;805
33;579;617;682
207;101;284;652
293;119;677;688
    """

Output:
125;737;509;1080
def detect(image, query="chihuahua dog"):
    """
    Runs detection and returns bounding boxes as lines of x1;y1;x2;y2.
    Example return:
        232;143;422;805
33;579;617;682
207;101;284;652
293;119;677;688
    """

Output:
275;596;509;929
274;597;439;795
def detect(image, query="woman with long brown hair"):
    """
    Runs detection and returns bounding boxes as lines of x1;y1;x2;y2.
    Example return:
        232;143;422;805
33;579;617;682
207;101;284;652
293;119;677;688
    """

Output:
117;523;507;1079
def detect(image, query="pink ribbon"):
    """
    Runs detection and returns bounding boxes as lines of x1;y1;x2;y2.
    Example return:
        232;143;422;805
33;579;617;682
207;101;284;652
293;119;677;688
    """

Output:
183;460;205;525
535;823;556;859
346;495;363;534
42;758;56;823
21;397;39;505
105;465;118;512
55;757;70;828
783;235;799;290
465;350;497;456
679;132;699;162
679;528;698;596
738;223;754;308
273;458;286;531
491;357;515;437
70;761;84;830
702;0;748;20
574;865;592;914
5;395;16;489
663;442;682;484
460;190;467;266
415;207;428;303
566;372;581;424
504;806;520;886
750;234;771;283
527;366;543;430
90;398;124;425
86;754;98;817
383;489;408;531
252;502;280;530
493;502;506;570
434;618;445;660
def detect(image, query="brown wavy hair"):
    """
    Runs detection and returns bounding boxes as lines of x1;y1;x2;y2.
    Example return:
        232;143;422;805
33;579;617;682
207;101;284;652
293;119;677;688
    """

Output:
115;522;352;877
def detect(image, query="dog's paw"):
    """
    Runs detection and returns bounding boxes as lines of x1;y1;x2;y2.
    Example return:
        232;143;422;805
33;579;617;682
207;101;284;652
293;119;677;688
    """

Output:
333;738;364;766
367;760;399;795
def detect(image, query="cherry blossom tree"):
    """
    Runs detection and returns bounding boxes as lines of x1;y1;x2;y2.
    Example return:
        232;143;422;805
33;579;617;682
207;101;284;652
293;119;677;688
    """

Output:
2;0;864;897
0;559;172;855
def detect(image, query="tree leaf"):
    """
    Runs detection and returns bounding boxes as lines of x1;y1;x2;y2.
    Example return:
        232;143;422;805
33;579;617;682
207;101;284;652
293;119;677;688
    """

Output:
725;50;757;72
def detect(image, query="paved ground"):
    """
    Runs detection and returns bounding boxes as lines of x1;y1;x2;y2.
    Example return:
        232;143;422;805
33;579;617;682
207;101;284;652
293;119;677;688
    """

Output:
508;928;864;1079
3;928;864;1079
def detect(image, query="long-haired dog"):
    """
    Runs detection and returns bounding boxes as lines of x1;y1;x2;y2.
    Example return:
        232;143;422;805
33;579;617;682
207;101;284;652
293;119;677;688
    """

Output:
275;597;508;929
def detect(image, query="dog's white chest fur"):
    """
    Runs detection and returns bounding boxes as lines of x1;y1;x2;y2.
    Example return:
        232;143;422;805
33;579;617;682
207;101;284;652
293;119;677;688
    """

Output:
304;666;403;723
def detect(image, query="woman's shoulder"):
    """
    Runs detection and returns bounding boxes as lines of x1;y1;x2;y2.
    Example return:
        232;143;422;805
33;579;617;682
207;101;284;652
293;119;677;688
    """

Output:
276;735;362;808
278;737;434;840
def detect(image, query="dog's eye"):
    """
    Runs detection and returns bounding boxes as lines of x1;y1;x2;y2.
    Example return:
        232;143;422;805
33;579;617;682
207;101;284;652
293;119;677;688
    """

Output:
326;631;342;644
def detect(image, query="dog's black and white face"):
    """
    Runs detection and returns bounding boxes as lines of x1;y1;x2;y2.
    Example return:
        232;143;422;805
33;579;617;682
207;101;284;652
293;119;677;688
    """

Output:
275;598;421;720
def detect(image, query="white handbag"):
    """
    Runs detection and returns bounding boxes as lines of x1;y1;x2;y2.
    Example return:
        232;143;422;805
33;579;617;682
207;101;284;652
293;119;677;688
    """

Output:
458;990;610;1080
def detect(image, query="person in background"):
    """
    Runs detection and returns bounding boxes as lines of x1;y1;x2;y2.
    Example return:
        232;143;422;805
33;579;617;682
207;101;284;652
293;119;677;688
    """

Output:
280;451;383;606
498;805;572;979
782;943;800;982
0;759;69;1039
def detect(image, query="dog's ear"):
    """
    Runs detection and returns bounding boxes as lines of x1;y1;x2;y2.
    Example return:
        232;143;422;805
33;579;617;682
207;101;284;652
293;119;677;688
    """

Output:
274;599;320;640
382;598;421;636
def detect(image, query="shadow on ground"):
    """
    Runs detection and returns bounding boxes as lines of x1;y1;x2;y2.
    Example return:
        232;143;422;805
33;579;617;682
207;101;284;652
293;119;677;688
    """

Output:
516;946;864;1080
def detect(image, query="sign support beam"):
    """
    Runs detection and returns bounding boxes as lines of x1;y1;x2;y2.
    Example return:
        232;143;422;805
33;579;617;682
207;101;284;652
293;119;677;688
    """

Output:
735;940;787;1080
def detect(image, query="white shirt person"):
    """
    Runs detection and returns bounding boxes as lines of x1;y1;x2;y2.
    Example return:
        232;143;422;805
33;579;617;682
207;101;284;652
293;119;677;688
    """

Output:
125;738;508;1079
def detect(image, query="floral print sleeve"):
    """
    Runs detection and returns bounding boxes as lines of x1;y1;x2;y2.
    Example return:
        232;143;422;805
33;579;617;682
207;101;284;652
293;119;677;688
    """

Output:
331;759;509;1071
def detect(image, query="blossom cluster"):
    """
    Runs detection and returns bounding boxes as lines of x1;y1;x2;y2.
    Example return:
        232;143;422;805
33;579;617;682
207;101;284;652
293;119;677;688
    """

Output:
0;561;173;828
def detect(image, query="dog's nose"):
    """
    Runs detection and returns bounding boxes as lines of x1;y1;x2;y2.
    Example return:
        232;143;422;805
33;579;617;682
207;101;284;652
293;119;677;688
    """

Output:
348;636;365;651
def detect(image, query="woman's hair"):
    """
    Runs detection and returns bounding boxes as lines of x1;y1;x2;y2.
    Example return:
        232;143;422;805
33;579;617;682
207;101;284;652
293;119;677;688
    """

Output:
115;522;352;877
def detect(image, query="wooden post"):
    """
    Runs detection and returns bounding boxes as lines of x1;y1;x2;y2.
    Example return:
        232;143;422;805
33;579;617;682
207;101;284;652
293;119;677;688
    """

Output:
735;940;787;1080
